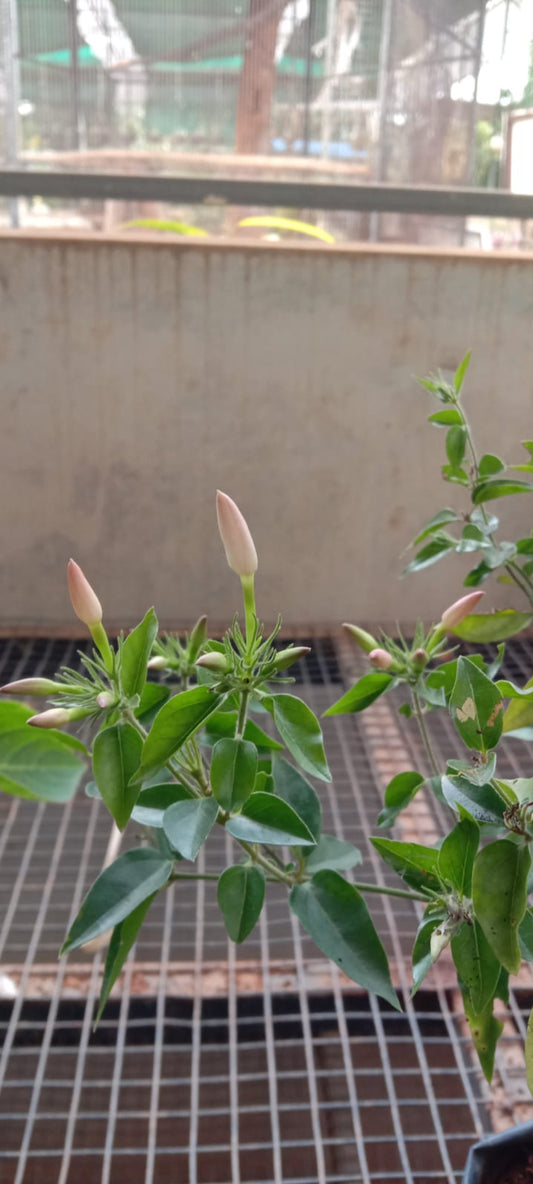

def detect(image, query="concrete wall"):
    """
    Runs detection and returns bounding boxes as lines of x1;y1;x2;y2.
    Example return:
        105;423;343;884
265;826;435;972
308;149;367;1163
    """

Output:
1;231;533;631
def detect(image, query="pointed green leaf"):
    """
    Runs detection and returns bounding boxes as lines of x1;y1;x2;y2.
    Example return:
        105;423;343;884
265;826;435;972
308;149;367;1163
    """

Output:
325;672;393;716
446;425;467;468
438;818;479;897
203;712;283;751
217;865;265;943
370;837;442;895
305;834;362;873
135;682;170;727
120;608;158;700
454;350;471;393
413;508;459;545
272;755;322;842
226;791;316;847
93;723;143;830
290;871;399;1009
133;687;223;781
463;993;503;1083
266;694;330;782
503;676;533;734
211;738;258;811
377;771;425;828
403;536;456;574
441;775;506;825
451;921;501;1015
450;656;504;753
163;798;219;861
427;409;463;427
442;464;469;486
61;849;172;954
478;454;505;478
131;782;192;827
452;610;532;643
0;728;85;802
412;907;447;995
96;895;154;1023
473;478;533;504
463;560;492;587
472;840;530;973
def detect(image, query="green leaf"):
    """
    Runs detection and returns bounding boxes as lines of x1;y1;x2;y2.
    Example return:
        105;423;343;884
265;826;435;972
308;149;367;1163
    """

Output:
441;775;506;825
503;677;533;734
290;871;400;1009
217;866;265;943
370;837;442;895
135;682;170;727
472;840;530;973
133;687;222;781
449;656;504;753
478;454;505;478
454;350;471;393
481;541;517;570
254;771;274;793
427;409;463;427
211;739;258;811
452;921;501;1015
324;672;393;716
266;694;330;782
61;849;172;954
442;464;469;486
452;610;532;643
463;560;492;587
470;507;499;534
131;782;192;827
204;712;283;751
446;753;496;787
377;771;425;828
519;908;533;962
96;895;154;1023
0;701;33;727
473;478;533;504
0;728;85;802
162;798;219;861
305;834;362;873
463;994;504;1083
517;537;533;554
120;608;158;700
413;508;459;545
412;907;447;995
226;792;316;847
271;755;322;842
93;723;143;830
497;678;533;701
403;536;456;574
438;819;479;897
446;425;467;468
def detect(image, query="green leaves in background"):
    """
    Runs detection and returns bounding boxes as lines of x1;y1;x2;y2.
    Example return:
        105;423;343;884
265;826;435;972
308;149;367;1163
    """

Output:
226;792;316;847
412;508;459;545
451;610;532;643
96;895;154;1023
290;871;400;1009
211;739;258;811
325;672;393;716
403;535;456;574
265;694;330;781
377;771;425;828
120;608;158;700
0;726;85;802
370;837;442;895
304;834;362;873
131;782;192;828
472;840;530;974
503;676;533;735
217;865;265;943
93;723;143;830
163;798;219;861
272;755;322;842
133;687;223;781
449;656;503;753
61;849;172;954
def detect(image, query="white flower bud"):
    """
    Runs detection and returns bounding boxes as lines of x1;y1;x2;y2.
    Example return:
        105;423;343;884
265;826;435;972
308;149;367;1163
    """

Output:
369;648;394;671
27;708;72;729
216;491;258;577
440;591;484;629
67;559;102;627
147;656;167;671
0;678;60;697
196;652;229;673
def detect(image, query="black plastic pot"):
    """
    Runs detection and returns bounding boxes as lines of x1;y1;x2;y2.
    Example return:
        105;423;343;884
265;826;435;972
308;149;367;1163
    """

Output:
463;1122;533;1183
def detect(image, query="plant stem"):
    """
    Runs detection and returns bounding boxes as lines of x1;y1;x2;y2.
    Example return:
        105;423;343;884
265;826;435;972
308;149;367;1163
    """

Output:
352;880;430;903
235;689;249;740
241;574;256;651
122;708;203;798
411;690;440;778
236;839;296;885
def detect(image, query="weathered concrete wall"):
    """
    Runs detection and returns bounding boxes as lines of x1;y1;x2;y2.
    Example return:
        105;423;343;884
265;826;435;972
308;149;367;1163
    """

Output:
1;231;532;631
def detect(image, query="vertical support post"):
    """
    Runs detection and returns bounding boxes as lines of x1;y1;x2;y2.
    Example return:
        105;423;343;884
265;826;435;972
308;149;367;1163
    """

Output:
369;0;394;242
321;0;337;158
1;0;21;227
67;0;80;150
462;0;486;243
302;0;315;156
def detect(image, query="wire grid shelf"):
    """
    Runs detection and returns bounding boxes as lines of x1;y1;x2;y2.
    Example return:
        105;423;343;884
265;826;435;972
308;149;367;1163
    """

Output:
0;634;532;1184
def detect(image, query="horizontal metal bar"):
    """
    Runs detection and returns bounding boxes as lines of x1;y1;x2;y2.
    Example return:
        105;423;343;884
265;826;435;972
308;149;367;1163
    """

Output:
1;169;533;218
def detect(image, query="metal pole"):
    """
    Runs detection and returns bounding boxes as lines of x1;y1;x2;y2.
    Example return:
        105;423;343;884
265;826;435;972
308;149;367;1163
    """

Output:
1;0;21;227
369;0;394;242
321;0;337;158
302;0;315;155
462;0;486;243
67;0;80;150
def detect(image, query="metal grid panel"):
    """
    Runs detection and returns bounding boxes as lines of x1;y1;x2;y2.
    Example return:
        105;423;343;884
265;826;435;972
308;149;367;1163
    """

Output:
0;635;531;1183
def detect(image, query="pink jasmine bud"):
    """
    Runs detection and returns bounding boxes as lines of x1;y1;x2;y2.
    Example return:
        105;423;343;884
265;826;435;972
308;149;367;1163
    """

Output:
28;707;73;729
196;652;229;673
343;624;378;654
67;559;102;627
147;656;167;671
440;591;484;629
96;692;114;710
272;646;311;672
1;678;60;697
369;648;394;671
216;491;258;577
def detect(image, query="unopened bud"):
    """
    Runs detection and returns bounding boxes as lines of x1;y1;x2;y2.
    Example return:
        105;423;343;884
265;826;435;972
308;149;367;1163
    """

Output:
196;652;230;674
188;615;208;661
440;590;484;629
369;648;394;671
343;624;378;654
147;656;167;671
1;678;60;697
28;707;73;729
67;559;102;627
216;491;258;577
412;648;429;671
96;692;114;710
430;916;461;960
272;646;311;672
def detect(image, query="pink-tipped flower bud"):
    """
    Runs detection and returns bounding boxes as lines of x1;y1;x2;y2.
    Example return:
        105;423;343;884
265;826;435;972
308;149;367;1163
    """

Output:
440;590;484;629
67;559;102;627
216;491;258;577
147;656;167;671
369;648;394;671
343;624;378;654
412;648;429;671
196;652;230;674
28;707;73;729
271;646;311;672
0;678;60;697
96;692;115;710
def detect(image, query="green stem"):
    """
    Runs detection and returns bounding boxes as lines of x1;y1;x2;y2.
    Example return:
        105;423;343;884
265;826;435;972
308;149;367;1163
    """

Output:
122;709;203;799
241;574;256;651
411;690;440;778
90;622;115;677
353;880;430;903
235;689;249;740
236;839;295;885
